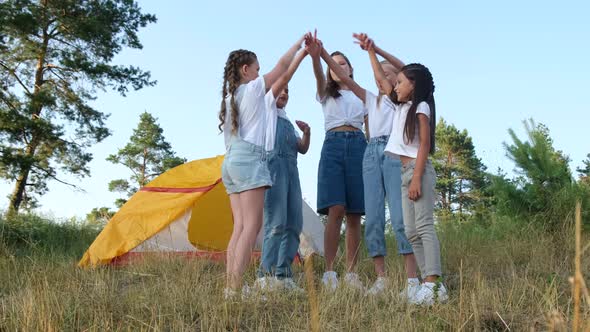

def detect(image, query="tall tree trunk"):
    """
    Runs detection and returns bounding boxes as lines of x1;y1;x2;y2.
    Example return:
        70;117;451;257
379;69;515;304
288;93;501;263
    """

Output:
8;8;49;215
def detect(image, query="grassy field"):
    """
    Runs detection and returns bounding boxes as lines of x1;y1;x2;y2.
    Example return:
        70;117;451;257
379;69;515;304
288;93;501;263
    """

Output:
0;215;588;331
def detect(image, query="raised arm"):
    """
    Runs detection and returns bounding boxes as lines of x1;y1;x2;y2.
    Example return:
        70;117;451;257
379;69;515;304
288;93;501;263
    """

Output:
270;49;307;100
368;47;393;96
373;44;405;72
306;37;327;100
263;34;310;91
320;46;366;103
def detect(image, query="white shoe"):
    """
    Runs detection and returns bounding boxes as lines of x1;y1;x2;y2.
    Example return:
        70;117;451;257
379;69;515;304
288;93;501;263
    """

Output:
366;277;388;296
254;276;280;292
399;278;421;301
278;278;305;293
343;272;365;291
408;282;448;306
322;271;338;292
223;287;239;301
241;283;267;301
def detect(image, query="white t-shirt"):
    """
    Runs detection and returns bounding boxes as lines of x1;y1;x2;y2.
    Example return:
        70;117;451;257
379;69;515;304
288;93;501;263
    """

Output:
384;101;431;159
264;91;278;151
317;90;367;132
223;77;275;151
365;90;395;138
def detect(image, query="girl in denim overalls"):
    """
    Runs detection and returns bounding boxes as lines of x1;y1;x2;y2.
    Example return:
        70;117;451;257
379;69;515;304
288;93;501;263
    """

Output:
385;63;448;306
219;35;311;300
307;36;368;291
351;34;420;298
255;85;311;293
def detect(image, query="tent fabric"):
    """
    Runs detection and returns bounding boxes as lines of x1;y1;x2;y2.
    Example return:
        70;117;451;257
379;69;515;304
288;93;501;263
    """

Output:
79;155;324;268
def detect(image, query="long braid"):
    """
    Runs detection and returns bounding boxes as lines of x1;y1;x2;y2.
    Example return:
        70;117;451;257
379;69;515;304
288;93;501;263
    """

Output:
218;49;257;134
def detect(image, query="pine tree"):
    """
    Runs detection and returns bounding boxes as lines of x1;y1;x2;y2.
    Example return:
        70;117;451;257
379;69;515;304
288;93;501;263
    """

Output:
0;0;157;214
107;112;186;207
432;118;488;220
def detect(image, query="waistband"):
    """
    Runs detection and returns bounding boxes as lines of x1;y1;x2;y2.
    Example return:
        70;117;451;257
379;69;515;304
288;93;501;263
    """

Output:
325;130;364;138
368;135;389;144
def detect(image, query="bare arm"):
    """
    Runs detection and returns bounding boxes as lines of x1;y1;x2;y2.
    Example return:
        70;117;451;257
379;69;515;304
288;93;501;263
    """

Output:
320;48;366;103
373;44;405;72
307;40;327;100
408;114;431;201
270;50;307;99
364;115;370;140
263;35;308;91
295;120;311;154
368;48;393;96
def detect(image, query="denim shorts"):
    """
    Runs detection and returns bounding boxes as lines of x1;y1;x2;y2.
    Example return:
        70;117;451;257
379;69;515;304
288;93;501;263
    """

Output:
222;136;272;194
317;130;367;215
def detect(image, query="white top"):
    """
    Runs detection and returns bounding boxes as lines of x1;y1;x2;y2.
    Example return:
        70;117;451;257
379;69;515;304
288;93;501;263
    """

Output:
365;90;395;138
317;90;367;132
223;77;276;151
384;101;431;158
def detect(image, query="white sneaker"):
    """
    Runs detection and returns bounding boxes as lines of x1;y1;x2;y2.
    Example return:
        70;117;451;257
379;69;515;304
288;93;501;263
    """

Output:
399;278;421;301
408;282;448;306
343;272;366;291
254;276;280;292
366;277;388;296
223;287;239;301
322;271;339;292
278;278;305;293
241;283;267;301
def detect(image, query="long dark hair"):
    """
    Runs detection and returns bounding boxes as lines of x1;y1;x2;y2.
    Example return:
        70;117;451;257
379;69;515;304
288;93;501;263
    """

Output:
391;63;436;153
325;51;353;98
218;49;257;133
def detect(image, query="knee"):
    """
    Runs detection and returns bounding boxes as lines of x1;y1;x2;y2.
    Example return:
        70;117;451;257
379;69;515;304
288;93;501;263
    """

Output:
329;205;346;220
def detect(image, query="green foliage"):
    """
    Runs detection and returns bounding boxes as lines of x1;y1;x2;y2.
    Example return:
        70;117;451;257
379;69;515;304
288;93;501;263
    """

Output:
577;153;590;185
0;0;157;214
106;112;186;206
490;119;589;228
0;212;100;257
85;206;114;228
432;118;490;220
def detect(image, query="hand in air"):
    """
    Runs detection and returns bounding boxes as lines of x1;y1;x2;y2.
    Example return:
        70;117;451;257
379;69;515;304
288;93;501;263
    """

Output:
353;33;374;51
295;120;310;135
305;29;323;58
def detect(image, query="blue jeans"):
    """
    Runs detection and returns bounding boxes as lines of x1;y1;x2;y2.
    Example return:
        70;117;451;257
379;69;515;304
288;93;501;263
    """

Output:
317;130;367;215
362;136;413;257
258;118;303;279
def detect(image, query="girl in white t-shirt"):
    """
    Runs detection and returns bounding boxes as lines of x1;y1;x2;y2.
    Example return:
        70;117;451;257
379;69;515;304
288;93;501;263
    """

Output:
306;35;368;291
350;34;420;298
384;62;449;306
218;34;311;299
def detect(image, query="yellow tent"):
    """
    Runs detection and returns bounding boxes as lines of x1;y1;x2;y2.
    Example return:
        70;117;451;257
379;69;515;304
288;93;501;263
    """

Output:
79;155;324;267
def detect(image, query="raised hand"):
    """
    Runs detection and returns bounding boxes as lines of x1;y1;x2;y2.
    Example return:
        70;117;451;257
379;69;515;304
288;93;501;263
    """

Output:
305;32;322;59
353;33;374;51
295;120;310;135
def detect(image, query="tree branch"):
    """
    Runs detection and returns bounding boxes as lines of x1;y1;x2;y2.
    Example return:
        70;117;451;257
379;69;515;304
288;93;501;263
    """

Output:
0;61;32;95
31;164;87;193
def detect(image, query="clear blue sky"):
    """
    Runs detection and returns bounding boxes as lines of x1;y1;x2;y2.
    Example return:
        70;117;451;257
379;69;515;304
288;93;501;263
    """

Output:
1;0;589;218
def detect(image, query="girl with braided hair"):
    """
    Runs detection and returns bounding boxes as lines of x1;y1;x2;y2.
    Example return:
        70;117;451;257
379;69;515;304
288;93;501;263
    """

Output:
218;34;310;300
384;62;449;305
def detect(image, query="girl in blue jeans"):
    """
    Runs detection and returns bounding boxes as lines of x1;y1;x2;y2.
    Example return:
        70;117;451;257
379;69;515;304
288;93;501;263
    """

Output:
352;34;420;297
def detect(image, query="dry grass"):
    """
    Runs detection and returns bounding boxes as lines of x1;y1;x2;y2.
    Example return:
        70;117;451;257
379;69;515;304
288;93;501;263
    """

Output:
1;217;589;331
